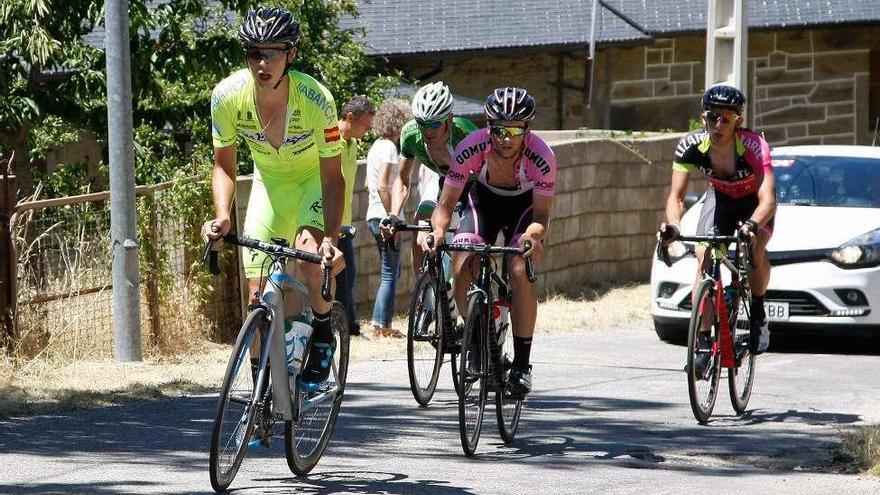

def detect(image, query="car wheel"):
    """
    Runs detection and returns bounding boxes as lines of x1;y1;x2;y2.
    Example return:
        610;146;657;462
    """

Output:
654;319;687;345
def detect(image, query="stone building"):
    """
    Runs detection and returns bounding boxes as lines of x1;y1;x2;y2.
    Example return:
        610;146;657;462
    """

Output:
348;0;880;146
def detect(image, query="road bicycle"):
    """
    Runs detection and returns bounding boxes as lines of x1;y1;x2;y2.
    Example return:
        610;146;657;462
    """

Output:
658;230;757;424
431;236;535;456
204;233;349;491
383;219;459;406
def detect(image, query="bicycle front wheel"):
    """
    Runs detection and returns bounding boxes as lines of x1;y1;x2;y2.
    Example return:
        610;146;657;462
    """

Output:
285;302;350;475
495;318;522;443
407;271;444;406
686;279;722;424
209;308;268;492
458;291;489;457
729;283;757;414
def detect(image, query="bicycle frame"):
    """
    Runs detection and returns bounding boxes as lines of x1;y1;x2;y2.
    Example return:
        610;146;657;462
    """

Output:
257;262;309;422
394;221;459;350
205;234;338;423
685;235;752;369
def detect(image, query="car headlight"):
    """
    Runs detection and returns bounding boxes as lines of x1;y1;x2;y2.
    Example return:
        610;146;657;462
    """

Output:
830;228;880;268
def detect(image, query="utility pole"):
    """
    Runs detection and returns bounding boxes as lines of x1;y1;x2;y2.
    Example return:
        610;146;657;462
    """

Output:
105;0;142;361
706;0;747;93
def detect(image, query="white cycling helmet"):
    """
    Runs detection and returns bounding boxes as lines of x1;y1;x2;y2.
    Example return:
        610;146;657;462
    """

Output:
411;81;454;122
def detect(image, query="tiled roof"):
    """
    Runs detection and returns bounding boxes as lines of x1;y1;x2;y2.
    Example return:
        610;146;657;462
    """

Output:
342;1;650;57
349;0;880;56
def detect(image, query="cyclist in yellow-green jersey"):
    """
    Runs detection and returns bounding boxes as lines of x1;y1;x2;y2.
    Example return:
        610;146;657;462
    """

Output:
204;7;343;387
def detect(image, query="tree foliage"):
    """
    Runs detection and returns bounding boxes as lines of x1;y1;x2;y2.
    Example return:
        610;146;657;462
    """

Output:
1;0;399;195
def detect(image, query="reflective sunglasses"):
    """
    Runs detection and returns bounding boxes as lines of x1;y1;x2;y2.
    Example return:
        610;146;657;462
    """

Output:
416;117;446;129
244;47;288;62
489;125;528;139
703;110;737;125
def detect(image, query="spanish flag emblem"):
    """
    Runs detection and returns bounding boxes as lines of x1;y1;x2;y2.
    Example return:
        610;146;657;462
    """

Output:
324;126;341;142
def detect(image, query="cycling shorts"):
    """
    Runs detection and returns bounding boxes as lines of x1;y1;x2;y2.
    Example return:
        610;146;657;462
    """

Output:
696;188;774;237
242;170;324;278
453;181;533;247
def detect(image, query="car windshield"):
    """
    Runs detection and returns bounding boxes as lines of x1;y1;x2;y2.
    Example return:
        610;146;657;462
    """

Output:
773;155;880;208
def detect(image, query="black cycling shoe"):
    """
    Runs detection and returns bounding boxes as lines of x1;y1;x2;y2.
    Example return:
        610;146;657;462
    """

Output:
464;349;481;383
505;365;532;400
297;338;337;391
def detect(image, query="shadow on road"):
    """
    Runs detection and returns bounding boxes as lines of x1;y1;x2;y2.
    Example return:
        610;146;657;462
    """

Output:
0;368;864;493
659;331;880;356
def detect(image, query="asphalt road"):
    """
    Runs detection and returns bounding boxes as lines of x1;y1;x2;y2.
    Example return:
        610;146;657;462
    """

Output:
2;326;880;494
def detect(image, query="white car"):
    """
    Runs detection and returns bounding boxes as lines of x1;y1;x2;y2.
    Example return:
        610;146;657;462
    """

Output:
651;145;880;343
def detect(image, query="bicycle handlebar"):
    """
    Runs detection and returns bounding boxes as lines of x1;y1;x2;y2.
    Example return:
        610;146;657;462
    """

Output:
380;217;456;233
656;231;755;270
203;232;332;302
425;234;537;283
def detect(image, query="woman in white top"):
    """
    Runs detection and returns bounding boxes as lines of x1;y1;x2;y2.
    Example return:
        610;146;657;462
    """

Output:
365;99;411;337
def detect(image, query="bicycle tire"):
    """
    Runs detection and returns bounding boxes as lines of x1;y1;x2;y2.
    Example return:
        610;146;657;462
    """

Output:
686;279;722;424
729;283;757;414
407;272;444;406
457;291;489;457
209;308;268;492
285;302;350;475
495;317;522;443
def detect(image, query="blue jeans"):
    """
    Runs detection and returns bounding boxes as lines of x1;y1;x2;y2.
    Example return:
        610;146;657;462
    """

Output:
367;218;401;327
335;234;360;334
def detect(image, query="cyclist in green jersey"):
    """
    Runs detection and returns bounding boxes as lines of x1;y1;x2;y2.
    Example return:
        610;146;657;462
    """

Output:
204;7;344;387
380;81;478;273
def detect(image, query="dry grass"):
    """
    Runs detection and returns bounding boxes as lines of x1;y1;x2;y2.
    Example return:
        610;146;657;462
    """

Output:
840;425;880;475
0;283;651;418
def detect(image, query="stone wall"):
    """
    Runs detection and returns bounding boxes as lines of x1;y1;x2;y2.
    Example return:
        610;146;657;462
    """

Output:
391;26;880;146
397;50;592;130
234;132;704;320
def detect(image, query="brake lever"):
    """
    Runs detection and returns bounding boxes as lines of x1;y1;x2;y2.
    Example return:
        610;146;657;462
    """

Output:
203;225;221;275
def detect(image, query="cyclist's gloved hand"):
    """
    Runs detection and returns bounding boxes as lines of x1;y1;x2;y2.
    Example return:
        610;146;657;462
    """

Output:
519;233;543;261
658;223;681;244
420;229;443;255
203;218;230;249
379;214;398;240
738;219;759;246
319;238;342;271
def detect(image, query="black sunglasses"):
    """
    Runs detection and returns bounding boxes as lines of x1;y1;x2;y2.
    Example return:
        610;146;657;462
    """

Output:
703;110;737;125
244;47;288;62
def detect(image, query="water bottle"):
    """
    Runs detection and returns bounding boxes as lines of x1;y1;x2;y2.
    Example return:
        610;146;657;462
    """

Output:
492;298;510;345
723;285;739;313
284;315;313;376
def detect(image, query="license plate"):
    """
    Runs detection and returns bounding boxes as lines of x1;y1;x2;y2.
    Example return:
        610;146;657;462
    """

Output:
738;301;789;322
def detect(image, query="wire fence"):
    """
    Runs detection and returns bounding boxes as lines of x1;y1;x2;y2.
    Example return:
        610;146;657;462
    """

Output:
5;178;241;364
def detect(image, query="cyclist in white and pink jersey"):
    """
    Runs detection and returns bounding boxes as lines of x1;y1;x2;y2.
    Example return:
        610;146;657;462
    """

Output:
425;87;556;398
659;84;777;355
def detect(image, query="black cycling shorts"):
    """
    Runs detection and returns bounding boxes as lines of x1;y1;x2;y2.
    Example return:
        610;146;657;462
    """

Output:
453;181;533;247
696;188;775;236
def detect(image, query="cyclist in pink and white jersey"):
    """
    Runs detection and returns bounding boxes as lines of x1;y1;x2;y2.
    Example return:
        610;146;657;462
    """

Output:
659;84;777;355
425;87;556;398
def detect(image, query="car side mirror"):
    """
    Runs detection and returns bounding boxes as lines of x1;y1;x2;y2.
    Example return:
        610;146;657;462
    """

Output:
683;191;701;210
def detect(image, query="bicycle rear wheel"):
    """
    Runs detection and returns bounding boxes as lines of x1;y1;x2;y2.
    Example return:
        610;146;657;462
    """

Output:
209;308;268;492
285;302;350;475
686;279;722;424
458;291;489;457
729;283;757;414
407;272;444;406
495;318;522;443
